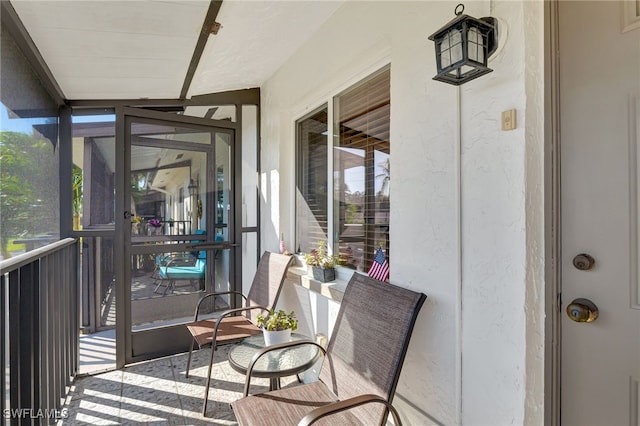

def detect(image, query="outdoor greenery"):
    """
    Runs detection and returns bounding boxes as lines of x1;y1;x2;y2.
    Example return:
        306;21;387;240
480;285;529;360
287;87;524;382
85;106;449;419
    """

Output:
72;164;83;218
256;309;298;332
0;131;59;258
303;240;338;269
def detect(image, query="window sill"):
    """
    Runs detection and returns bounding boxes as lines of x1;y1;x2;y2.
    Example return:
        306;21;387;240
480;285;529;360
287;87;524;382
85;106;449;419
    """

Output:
286;263;348;303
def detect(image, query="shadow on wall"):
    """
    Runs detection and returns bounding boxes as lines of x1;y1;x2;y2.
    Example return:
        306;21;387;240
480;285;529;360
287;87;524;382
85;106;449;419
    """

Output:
393;315;447;426
276;279;315;338
276;276;337;384
276;274;338;342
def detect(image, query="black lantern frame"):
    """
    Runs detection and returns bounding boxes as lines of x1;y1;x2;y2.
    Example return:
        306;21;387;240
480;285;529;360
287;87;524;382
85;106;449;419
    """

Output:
428;4;498;85
188;179;198;197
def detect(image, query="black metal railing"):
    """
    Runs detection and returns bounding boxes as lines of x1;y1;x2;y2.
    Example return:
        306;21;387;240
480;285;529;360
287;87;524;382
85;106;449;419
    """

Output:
1;238;79;425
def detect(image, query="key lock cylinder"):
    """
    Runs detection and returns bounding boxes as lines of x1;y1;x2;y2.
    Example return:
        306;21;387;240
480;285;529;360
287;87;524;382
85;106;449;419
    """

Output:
566;253;599;323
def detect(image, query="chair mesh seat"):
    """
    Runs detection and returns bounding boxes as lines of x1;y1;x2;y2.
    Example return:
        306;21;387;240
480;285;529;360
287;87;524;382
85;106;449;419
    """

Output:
186;316;262;347
232;381;352;426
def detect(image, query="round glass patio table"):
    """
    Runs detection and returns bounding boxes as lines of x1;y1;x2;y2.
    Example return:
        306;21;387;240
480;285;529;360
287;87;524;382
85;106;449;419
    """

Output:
227;332;320;391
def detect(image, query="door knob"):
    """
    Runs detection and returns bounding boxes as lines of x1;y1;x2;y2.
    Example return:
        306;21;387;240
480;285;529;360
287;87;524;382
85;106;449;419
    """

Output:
566;298;599;323
572;253;595;270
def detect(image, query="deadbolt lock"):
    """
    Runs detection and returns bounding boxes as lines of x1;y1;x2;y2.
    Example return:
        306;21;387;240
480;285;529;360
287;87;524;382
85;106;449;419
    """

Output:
572;253;595;271
566;298;599;323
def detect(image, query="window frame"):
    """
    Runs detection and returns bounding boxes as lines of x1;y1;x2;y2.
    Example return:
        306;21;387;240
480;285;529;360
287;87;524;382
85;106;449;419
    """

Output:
294;64;391;276
294;104;330;254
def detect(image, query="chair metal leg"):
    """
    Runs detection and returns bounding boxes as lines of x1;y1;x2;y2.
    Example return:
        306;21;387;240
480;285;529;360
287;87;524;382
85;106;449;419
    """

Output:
162;280;174;295
185;339;196;378
202;342;217;416
150;266;160;284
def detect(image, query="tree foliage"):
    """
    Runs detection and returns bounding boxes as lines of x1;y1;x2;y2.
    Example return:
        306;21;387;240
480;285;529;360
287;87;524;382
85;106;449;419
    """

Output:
0;131;59;258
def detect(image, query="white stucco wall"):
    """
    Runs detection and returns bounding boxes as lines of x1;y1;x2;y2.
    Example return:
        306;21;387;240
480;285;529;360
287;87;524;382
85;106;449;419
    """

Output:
259;1;545;424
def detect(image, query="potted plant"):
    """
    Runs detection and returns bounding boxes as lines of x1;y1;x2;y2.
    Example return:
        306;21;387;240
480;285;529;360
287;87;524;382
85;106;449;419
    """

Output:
304;240;338;282
131;215;142;235
147;218;162;235
256;309;298;346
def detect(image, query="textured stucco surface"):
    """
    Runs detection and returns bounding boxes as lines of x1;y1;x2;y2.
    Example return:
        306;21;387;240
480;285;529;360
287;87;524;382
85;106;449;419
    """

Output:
259;1;545;424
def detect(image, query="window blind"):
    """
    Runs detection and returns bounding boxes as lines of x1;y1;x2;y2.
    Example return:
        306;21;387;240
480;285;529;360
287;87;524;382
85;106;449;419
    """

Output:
334;67;390;272
295;106;329;253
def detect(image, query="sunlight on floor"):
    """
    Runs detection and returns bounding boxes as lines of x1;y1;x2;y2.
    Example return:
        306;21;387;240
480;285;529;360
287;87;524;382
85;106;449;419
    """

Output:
63;345;297;425
79;329;116;375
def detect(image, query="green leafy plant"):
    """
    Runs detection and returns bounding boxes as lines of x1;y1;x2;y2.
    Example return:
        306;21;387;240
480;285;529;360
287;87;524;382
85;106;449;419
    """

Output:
256;309;298;332
303;240;338;269
72;164;83;217
1;131;57;258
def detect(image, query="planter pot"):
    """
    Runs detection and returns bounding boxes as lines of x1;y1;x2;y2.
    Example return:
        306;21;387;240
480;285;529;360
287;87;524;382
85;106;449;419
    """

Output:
263;328;291;346
312;266;335;282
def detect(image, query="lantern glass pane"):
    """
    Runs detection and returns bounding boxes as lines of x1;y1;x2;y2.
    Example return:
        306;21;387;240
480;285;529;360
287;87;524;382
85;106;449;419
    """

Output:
440;28;463;68
467;27;485;63
460;64;476;76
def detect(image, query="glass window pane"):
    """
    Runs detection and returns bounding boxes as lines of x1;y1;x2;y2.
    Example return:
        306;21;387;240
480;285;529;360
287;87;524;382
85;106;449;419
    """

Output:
333;67;390;272
296;106;328;253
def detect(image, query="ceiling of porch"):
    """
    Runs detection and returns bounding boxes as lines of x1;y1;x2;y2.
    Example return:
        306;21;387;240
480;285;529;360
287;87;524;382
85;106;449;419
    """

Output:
9;0;344;100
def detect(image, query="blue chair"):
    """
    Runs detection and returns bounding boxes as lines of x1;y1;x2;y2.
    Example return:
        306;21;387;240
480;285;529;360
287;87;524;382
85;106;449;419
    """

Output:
154;249;206;295
152;229;207;295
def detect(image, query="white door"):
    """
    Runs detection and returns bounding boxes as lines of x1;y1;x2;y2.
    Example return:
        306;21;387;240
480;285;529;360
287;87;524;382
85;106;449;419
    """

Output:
560;1;640;425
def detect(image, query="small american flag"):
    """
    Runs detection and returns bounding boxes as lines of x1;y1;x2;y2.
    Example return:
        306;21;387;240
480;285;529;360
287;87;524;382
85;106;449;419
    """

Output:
367;248;389;282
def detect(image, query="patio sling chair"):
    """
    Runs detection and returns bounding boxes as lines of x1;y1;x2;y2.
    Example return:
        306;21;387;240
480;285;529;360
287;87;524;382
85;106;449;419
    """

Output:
184;251;294;415
230;273;426;426
151;229;206;290
153;251;206;295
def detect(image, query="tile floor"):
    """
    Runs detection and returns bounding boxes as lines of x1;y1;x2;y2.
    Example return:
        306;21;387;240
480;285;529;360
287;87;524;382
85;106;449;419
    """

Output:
79;329;116;375
62;345;295;425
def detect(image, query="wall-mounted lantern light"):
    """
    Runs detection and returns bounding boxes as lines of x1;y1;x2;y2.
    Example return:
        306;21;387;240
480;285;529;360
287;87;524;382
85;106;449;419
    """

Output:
188;179;199;197
187;163;199;197
428;4;498;85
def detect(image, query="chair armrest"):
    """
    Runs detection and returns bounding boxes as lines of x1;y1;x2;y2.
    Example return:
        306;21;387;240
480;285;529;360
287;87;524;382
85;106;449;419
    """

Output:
193;291;248;320
297;394;403;426
156;253;173;265
243;340;326;397
165;254;197;268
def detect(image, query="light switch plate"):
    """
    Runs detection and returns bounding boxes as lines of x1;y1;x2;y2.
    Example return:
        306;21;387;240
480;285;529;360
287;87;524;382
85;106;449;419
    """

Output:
502;109;516;131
